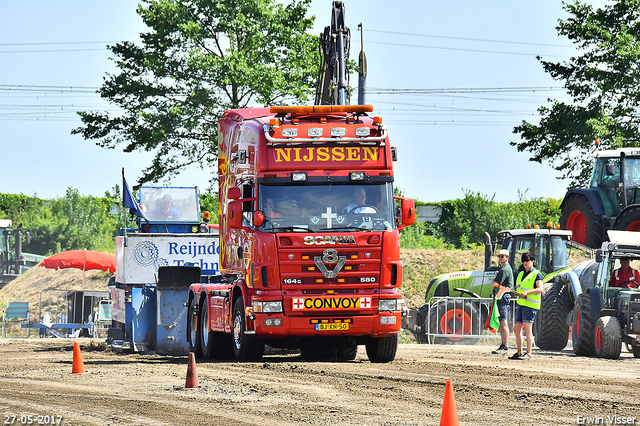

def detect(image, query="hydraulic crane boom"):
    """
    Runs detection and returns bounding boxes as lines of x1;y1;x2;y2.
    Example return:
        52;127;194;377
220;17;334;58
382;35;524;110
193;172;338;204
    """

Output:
315;1;351;106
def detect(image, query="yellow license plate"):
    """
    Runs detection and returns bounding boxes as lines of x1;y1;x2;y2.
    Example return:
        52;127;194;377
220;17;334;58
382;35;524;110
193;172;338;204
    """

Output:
316;323;349;331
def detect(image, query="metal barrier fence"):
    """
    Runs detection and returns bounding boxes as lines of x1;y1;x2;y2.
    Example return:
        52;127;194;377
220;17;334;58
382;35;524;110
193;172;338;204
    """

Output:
425;296;518;343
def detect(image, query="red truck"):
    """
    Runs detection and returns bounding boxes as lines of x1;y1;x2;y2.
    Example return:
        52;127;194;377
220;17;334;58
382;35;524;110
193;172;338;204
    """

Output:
187;104;415;362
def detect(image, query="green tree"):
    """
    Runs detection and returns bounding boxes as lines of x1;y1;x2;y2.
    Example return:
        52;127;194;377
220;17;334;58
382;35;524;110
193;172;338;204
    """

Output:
512;0;640;188
73;0;319;186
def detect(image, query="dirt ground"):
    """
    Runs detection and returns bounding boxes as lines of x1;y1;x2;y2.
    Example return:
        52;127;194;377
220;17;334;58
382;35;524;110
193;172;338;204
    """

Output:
0;338;638;426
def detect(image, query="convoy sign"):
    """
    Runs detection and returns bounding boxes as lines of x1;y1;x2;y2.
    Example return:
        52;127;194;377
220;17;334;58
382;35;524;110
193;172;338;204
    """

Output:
116;235;220;284
292;296;372;311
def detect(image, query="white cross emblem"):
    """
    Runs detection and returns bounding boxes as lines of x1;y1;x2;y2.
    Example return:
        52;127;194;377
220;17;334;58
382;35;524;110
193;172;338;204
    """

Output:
321;207;338;228
293;298;304;310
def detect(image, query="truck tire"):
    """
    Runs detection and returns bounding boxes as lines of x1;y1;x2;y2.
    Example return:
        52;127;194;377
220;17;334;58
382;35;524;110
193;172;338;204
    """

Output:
427;299;481;345
615;207;640;232
337;342;358;361
365;333;398;363
232;298;265;362
200;299;233;360
594;316;622;359
572;293;595;356
187;295;201;358
560;194;603;247
536;279;572;350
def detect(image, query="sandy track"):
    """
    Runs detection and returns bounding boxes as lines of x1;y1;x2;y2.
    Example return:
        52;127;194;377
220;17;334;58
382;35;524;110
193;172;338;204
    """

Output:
0;339;638;426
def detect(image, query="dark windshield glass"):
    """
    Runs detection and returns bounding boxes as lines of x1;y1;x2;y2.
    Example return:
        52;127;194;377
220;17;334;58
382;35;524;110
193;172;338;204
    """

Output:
257;183;395;232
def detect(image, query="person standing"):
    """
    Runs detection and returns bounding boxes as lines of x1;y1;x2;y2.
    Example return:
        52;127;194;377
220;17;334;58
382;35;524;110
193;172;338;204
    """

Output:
510;252;543;360
491;249;514;355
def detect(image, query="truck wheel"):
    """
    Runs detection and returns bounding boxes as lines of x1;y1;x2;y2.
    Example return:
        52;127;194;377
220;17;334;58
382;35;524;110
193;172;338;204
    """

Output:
594;316;622;359
232;298;265;362
560;194;603;247
572;293;595;356
337;342;358;361
187;295;201;358
536;279;572;350
427;299;481;345
365;333;398;363
615;207;640;232
199;300;234;360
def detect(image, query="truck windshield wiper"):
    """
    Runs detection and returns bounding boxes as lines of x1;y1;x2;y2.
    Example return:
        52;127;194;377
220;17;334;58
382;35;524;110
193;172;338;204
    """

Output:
275;226;314;232
319;226;370;232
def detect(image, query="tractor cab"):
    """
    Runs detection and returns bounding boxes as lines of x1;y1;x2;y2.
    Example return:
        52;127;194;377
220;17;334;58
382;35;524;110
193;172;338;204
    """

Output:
494;229;572;280
590;149;640;217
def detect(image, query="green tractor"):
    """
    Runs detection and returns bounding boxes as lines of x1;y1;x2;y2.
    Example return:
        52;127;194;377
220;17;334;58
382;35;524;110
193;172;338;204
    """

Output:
568;230;640;359
0;220;45;287
561;148;640;248
403;228;573;344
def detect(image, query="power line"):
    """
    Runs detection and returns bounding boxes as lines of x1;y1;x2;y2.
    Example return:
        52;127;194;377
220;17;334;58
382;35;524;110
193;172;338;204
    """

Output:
366;29;572;48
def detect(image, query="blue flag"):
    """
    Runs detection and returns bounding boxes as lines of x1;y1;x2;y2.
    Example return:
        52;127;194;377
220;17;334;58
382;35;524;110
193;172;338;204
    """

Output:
122;170;148;221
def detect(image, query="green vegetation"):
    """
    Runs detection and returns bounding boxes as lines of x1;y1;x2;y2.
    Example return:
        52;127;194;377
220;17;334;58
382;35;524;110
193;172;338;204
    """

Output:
513;0;640;187
1;189;560;255
0;189;220;256
410;190;562;250
73;0;319;187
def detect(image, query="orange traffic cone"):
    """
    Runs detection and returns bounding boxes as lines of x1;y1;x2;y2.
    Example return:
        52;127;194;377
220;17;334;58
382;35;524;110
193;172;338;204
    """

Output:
184;352;199;389
70;342;89;375
439;380;459;426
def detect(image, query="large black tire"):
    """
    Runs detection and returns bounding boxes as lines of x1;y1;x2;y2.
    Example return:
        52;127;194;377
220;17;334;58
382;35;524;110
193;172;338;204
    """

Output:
560;194;603;248
536;279;572;350
427;299;481;345
187;295;201;358
572;293;595;356
337;341;358;361
615;207;640;232
594;316;622;359
365;333;398;363
232;298;265;362
633;344;640;358
200;298;234;360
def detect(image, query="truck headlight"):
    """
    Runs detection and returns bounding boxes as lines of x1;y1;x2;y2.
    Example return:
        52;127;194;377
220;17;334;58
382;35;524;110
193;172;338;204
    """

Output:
252;300;283;313
379;299;401;312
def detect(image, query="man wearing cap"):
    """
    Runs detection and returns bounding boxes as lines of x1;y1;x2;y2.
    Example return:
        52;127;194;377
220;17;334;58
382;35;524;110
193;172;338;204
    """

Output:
610;257;639;288
491;249;514;355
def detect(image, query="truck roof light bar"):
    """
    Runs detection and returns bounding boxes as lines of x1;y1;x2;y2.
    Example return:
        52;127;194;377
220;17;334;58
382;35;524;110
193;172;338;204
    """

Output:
270;105;373;114
264;124;387;144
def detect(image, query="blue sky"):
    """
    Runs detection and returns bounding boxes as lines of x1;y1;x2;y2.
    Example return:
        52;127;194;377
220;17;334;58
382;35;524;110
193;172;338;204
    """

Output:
0;1;608;202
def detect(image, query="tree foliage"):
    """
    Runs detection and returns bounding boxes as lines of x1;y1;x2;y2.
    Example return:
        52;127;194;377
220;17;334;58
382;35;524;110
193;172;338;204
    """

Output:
417;191;561;249
512;0;640;187
73;0;319;186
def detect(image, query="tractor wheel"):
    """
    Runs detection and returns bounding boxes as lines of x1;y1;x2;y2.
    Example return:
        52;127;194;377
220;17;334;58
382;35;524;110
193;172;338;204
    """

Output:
594;316;622;359
232;298;265;362
572;293;595;356
560;194;603;248
536;279;572;350
365;333;398;363
187;295;201;358
615;207;640;232
427;299;481;345
633;344;640;358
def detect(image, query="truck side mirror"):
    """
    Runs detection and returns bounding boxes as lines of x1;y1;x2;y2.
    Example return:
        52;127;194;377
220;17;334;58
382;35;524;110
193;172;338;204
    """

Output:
227;200;243;229
254;211;265;227
227;187;241;200
396;197;415;230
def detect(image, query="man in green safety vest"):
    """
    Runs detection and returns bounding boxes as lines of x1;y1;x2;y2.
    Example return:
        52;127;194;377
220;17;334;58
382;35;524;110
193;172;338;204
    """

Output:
510;252;543;360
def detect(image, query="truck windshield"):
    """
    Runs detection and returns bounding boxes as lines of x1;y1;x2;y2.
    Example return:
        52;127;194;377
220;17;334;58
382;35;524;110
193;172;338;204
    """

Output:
257;183;395;232
139;187;200;222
